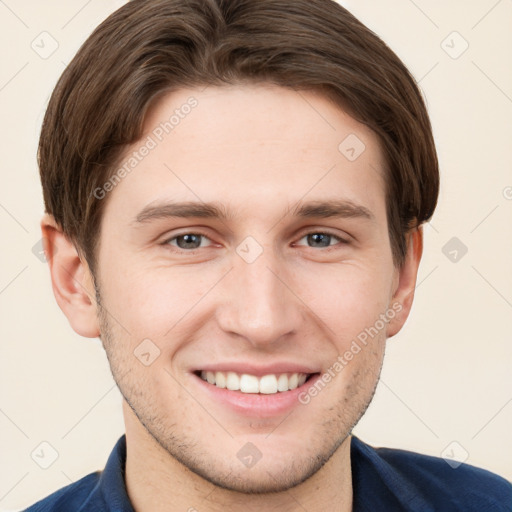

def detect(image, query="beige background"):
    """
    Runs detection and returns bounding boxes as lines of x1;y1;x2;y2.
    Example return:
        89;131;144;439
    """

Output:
1;0;511;510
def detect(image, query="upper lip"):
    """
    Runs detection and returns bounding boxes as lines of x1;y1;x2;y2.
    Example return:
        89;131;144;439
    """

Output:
192;362;321;377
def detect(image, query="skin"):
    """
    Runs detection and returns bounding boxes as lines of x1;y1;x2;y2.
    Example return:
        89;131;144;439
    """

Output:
42;84;423;512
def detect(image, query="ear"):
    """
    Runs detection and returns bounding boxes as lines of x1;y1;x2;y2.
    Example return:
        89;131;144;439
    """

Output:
386;226;423;338
40;213;100;338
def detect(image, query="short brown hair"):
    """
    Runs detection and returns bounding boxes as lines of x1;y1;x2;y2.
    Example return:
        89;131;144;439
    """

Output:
39;0;439;275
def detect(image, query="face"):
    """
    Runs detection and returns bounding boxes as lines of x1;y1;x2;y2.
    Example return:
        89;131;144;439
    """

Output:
92;84;407;493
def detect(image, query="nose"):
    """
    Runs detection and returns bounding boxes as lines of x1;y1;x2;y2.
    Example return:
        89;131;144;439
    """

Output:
215;243;303;347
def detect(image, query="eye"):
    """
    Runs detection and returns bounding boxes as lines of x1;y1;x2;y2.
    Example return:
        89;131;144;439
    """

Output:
295;231;348;249
161;230;349;253
163;233;213;251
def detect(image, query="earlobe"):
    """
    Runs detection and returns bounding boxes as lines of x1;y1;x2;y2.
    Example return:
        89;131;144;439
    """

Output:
41;214;100;338
386;226;424;338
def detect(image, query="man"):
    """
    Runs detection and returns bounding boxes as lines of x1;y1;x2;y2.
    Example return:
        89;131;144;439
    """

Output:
26;0;512;510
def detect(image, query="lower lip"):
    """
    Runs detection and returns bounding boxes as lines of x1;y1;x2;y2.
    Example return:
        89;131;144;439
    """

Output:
190;372;322;418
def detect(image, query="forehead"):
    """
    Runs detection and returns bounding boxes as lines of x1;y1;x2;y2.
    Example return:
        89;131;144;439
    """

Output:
102;84;387;226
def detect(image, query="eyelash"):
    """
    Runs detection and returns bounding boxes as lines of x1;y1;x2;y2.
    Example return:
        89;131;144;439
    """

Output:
161;230;349;253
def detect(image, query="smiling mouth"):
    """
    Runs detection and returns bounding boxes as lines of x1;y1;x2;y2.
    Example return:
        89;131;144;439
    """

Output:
193;370;319;394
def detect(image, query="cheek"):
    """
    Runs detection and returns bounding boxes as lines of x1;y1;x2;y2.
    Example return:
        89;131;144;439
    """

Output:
99;246;395;351
296;261;394;339
100;260;215;335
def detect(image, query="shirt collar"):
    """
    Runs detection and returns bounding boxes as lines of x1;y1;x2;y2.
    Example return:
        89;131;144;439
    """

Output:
98;434;429;511
98;434;135;511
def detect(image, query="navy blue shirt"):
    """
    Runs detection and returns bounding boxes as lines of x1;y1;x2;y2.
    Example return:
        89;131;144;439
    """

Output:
24;435;512;511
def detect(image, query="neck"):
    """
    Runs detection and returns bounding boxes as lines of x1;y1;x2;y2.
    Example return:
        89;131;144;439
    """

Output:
123;402;353;512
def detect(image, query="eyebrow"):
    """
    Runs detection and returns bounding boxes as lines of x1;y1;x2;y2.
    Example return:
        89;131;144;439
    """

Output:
132;199;374;225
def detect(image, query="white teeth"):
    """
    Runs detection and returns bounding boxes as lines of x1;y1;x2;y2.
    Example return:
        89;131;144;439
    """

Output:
259;375;278;394
226;371;240;391
199;371;310;394
277;374;289;391
240;374;259;393
215;371;226;389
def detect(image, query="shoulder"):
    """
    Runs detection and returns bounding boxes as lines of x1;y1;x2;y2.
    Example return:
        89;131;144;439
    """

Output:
378;444;512;509
23;472;102;512
351;436;512;511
